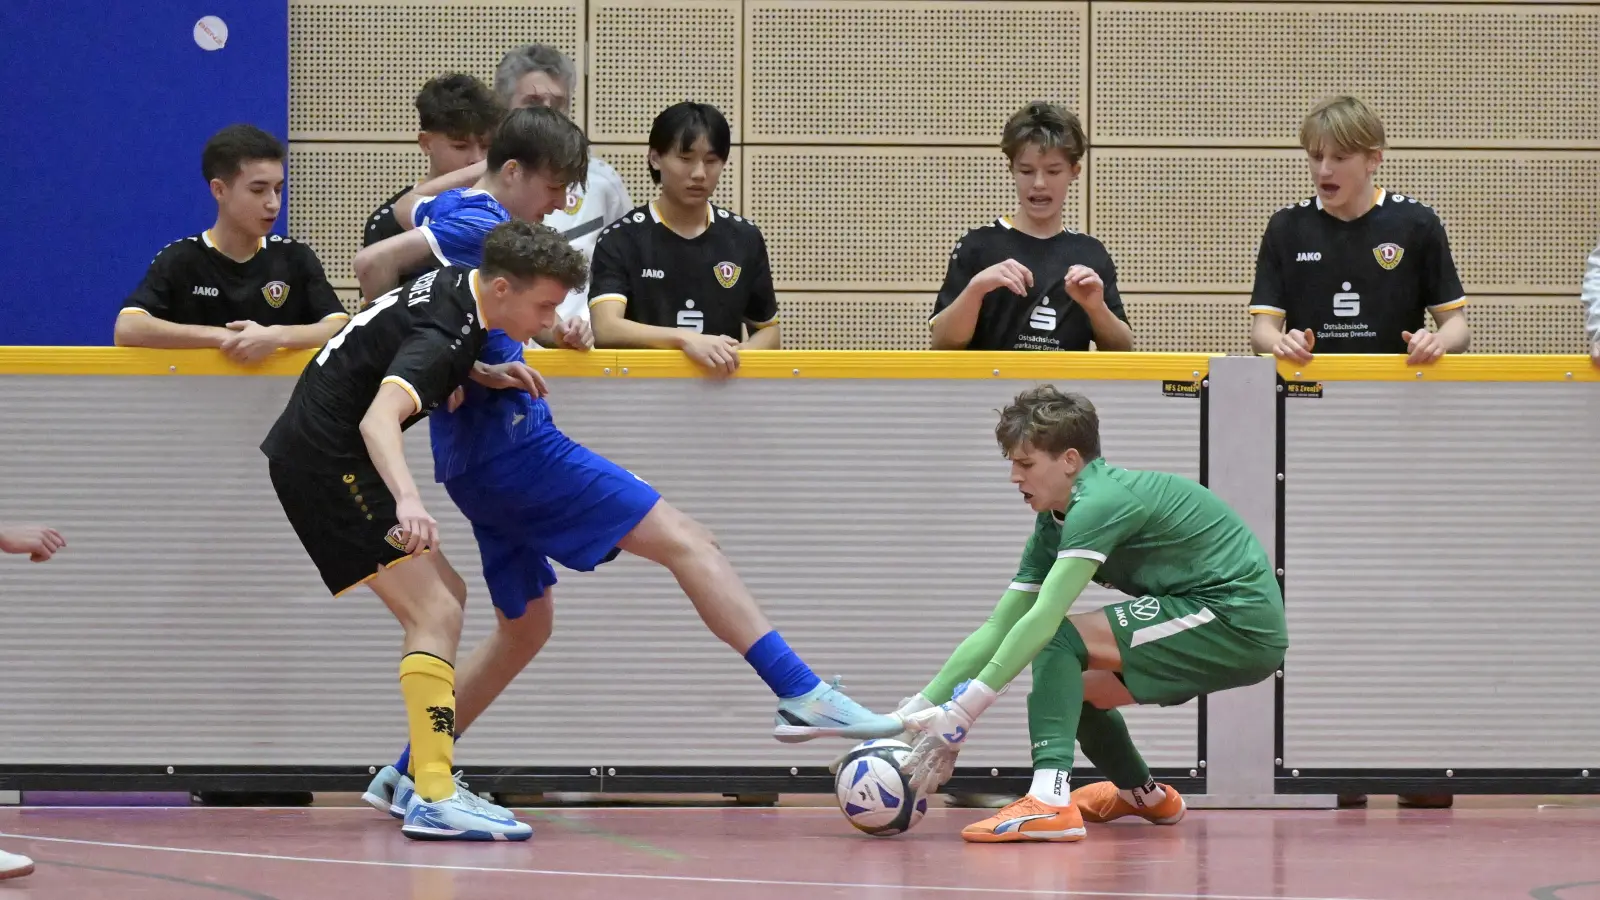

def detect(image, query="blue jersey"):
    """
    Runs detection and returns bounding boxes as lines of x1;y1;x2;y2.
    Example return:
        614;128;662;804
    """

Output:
414;189;554;482
413;188;507;270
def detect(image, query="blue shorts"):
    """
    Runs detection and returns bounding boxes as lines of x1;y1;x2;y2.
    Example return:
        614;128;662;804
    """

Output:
443;425;660;619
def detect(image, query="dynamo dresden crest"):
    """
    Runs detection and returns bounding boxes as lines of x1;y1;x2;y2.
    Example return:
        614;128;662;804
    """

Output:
563;186;583;215
262;280;290;308
713;261;741;288
1372;243;1404;271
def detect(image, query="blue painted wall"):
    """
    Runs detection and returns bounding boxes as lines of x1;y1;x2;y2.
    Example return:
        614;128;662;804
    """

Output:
0;1;289;345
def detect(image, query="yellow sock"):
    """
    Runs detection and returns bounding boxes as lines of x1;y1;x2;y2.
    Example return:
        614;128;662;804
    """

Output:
399;651;457;803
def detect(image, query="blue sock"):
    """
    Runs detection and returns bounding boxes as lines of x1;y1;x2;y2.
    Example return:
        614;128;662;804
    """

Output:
395;745;411;777
744;630;822;699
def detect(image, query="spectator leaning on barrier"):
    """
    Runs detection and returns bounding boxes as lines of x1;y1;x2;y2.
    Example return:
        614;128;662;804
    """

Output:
114;125;348;362
588;102;781;377
929;101;1132;353
361;74;502;286
1582;239;1599;366
1249;96;1470;365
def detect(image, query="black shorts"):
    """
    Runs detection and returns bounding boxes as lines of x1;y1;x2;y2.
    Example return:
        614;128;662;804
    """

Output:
268;460;413;596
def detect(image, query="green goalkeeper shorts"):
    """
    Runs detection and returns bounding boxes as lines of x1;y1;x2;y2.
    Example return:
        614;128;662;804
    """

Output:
1102;594;1286;707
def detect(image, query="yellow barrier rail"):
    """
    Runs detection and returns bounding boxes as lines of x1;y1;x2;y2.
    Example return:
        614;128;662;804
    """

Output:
0;348;1594;383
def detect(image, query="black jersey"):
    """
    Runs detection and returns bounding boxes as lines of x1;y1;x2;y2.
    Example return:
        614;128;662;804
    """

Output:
932;218;1128;351
363;183;439;285
1249;189;1467;354
120;231;346;327
588;202;778;339
260;267;489;471
363;184;413;248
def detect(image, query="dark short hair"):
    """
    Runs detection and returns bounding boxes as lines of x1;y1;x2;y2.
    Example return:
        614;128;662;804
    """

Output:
646;102;731;184
1000;101;1087;166
995;385;1101;460
486;105;589;188
201;124;285;183
415;73;502;140
480;220;589;292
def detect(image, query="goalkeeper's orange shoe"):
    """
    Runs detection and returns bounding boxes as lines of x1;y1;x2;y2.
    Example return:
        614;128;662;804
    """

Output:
1071;781;1187;825
960;795;1086;843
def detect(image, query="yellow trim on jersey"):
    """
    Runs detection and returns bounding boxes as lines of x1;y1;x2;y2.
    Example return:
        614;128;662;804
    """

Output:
747;315;780;330
322;311;352;321
380;375;423;414
117;307;151;317
1428;297;1468;312
1247;306;1286;318
201;230;268;258
588;293;627;308
648;200;714;237
469;270;489;330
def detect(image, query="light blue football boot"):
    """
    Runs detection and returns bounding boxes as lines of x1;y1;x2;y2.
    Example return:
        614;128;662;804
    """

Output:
401;787;533;842
772;676;906;743
361;765;406;818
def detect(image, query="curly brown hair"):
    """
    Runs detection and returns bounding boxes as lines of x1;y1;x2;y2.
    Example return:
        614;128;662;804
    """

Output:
994;385;1101;460
1000;101;1086;167
481;220;589;292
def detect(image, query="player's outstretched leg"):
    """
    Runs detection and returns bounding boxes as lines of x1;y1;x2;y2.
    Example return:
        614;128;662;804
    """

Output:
616;501;903;742
368;597;553;821
1070;675;1185;826
366;553;531;842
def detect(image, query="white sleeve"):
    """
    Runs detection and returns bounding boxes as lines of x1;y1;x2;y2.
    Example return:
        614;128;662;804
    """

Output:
1582;240;1600;342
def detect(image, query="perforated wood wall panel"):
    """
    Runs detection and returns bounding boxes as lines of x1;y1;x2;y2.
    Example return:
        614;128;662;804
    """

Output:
1122;295;1251;354
1456;296;1589;354
776;293;930;349
588;0;741;142
1092;4;1600;148
1089;149;1600;294
289;0;582;140
335;289;362;316
745;1;1086;144
287;143;429;289
747;148;1087;291
590;145;742;214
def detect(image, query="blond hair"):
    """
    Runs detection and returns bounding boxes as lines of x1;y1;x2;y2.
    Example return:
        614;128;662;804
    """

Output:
1001;101;1087;166
995;386;1101;460
1299;95;1386;156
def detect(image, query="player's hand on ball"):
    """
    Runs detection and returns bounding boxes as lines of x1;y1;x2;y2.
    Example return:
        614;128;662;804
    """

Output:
472;361;549;398
393;497;439;554
903;680;998;748
680;333;741;377
827;694;934;775
973;260;1033;297
553;317;593;351
1401;329;1446;365
1063;265;1106;311
1273;327;1316;364
0;525;66;562
905;733;959;794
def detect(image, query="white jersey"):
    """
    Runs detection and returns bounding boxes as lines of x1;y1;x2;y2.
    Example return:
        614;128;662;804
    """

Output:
541;156;633;324
1583;239;1600;343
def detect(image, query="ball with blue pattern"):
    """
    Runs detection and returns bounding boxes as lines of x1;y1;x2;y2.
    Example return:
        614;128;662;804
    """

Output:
833;738;928;836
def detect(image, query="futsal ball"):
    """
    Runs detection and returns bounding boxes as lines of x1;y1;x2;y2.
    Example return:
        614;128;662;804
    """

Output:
834;739;927;837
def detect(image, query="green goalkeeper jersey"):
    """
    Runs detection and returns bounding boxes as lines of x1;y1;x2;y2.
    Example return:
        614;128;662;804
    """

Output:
1013;458;1286;647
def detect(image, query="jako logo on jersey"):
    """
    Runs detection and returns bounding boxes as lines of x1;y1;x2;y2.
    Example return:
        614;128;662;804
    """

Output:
384;525;408;551
1296;252;1322;262
1373;242;1404;270
641;269;665;279
262;280;290;308
677;299;704;332
1029;297;1057;331
714;261;741;289
1333;281;1361;316
192;285;219;297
